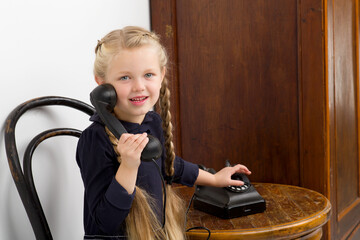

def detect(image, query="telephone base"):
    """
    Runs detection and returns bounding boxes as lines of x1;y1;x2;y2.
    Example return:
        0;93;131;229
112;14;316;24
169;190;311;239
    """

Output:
193;184;266;219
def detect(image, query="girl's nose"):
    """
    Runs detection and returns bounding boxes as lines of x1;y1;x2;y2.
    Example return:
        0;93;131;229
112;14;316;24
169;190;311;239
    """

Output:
132;78;145;92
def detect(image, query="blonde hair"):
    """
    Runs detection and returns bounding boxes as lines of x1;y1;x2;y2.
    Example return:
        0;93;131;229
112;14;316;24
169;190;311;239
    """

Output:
94;26;168;79
95;26;185;240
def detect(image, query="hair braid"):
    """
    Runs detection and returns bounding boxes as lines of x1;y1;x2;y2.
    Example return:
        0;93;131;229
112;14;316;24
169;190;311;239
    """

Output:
159;77;175;177
158;78;187;240
105;127;166;240
96;26;185;240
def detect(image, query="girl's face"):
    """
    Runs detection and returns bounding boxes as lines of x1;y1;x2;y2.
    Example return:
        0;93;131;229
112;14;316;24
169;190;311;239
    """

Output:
96;45;165;123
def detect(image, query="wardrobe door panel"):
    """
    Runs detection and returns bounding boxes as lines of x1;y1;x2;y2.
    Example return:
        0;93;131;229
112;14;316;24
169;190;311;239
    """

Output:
175;0;299;184
331;0;360;237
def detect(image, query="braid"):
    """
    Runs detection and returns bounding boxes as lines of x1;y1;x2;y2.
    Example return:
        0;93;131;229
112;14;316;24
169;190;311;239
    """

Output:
105;124;185;240
95;40;103;54
105;126;121;158
104;127;166;240
97;26;185;239
157;83;187;239
159;77;176;177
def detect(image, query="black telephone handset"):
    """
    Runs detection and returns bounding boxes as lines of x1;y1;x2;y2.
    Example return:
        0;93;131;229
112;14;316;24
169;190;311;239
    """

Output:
90;83;162;161
193;160;266;219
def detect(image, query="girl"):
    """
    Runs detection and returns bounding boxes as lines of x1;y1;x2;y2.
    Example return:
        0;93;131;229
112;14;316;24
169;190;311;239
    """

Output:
76;26;251;240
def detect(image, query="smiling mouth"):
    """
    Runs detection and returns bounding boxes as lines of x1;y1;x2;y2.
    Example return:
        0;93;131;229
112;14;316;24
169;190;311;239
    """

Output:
130;96;148;102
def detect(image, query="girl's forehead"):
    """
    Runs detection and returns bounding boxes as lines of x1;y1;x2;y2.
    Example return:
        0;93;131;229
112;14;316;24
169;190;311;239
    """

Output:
116;44;158;57
108;45;162;73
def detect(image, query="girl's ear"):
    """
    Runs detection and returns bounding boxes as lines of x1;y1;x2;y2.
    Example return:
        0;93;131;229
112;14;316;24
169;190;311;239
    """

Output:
95;75;105;85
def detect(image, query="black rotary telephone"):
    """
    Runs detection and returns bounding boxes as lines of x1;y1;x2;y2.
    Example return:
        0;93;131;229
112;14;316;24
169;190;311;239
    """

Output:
193;160;266;219
90;83;162;161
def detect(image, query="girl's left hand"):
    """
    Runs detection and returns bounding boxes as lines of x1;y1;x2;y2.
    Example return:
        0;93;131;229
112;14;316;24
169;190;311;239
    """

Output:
213;164;251;187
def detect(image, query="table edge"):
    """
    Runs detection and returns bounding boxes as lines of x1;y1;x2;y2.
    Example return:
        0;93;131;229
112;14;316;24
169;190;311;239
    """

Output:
182;183;332;239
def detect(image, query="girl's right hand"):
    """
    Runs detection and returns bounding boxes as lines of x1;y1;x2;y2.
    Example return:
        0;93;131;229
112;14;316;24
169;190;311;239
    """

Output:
116;132;149;169
115;133;148;194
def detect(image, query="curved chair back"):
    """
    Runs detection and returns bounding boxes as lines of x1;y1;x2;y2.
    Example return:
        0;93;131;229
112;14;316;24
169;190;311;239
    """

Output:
5;96;95;240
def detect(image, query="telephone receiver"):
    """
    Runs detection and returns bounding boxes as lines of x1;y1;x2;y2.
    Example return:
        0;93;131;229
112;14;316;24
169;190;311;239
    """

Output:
90;83;162;161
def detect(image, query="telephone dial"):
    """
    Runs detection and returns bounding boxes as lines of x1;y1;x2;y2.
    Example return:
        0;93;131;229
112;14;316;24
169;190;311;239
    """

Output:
193;160;266;219
90;83;162;161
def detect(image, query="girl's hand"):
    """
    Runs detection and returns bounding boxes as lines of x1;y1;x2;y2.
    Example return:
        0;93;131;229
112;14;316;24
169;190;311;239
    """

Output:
116;132;149;169
115;133;148;194
195;164;251;187
213;164;251;187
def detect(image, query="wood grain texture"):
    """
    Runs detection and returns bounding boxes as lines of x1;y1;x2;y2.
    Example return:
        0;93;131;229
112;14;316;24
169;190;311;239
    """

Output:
298;0;328;195
175;0;300;185
333;0;358;216
150;0;360;238
327;0;360;238
150;0;183;156
347;221;360;240
177;183;331;240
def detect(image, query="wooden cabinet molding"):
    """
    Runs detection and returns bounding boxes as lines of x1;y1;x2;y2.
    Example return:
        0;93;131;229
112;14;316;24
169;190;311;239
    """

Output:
150;0;360;238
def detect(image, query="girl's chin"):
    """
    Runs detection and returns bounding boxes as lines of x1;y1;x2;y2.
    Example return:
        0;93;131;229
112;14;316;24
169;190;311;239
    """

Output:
126;111;150;123
115;104;154;122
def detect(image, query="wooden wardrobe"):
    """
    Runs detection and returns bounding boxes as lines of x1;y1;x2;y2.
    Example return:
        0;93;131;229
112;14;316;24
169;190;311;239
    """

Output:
150;0;360;239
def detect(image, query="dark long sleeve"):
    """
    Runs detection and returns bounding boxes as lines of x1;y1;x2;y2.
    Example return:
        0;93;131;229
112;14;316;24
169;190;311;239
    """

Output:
76;122;134;234
76;111;199;237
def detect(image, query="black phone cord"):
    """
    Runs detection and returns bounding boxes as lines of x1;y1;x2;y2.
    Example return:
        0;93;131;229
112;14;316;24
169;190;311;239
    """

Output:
151;159;211;240
151;159;167;229
186;227;211;240
184;191;211;240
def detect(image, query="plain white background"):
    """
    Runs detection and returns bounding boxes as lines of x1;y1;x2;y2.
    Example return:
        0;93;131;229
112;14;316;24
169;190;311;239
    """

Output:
0;1;150;239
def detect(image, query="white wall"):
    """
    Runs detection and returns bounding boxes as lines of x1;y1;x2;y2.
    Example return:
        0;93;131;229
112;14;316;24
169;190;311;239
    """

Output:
0;1;150;239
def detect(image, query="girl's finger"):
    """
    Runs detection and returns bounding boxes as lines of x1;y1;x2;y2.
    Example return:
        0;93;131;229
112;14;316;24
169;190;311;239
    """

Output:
234;164;251;174
119;133;133;144
135;134;149;152
132;133;146;144
229;179;244;186
124;133;146;147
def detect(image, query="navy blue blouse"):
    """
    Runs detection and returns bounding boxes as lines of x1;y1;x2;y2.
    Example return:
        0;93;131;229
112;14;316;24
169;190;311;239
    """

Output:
76;111;199;239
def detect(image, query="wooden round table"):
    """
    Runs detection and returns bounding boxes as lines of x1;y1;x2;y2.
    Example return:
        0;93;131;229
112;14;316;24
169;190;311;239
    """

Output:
176;183;331;240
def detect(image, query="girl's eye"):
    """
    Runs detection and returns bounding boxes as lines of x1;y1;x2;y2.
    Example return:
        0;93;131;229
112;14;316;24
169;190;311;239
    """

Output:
120;76;129;81
144;73;153;79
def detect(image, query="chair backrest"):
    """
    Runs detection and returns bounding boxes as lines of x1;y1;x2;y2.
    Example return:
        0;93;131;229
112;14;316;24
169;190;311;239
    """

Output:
5;96;95;240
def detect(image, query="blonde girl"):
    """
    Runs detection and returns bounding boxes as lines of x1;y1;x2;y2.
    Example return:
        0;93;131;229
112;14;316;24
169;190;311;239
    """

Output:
76;26;251;240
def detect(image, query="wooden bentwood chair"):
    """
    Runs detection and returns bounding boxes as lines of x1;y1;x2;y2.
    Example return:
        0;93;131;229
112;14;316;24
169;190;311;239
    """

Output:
5;96;95;240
